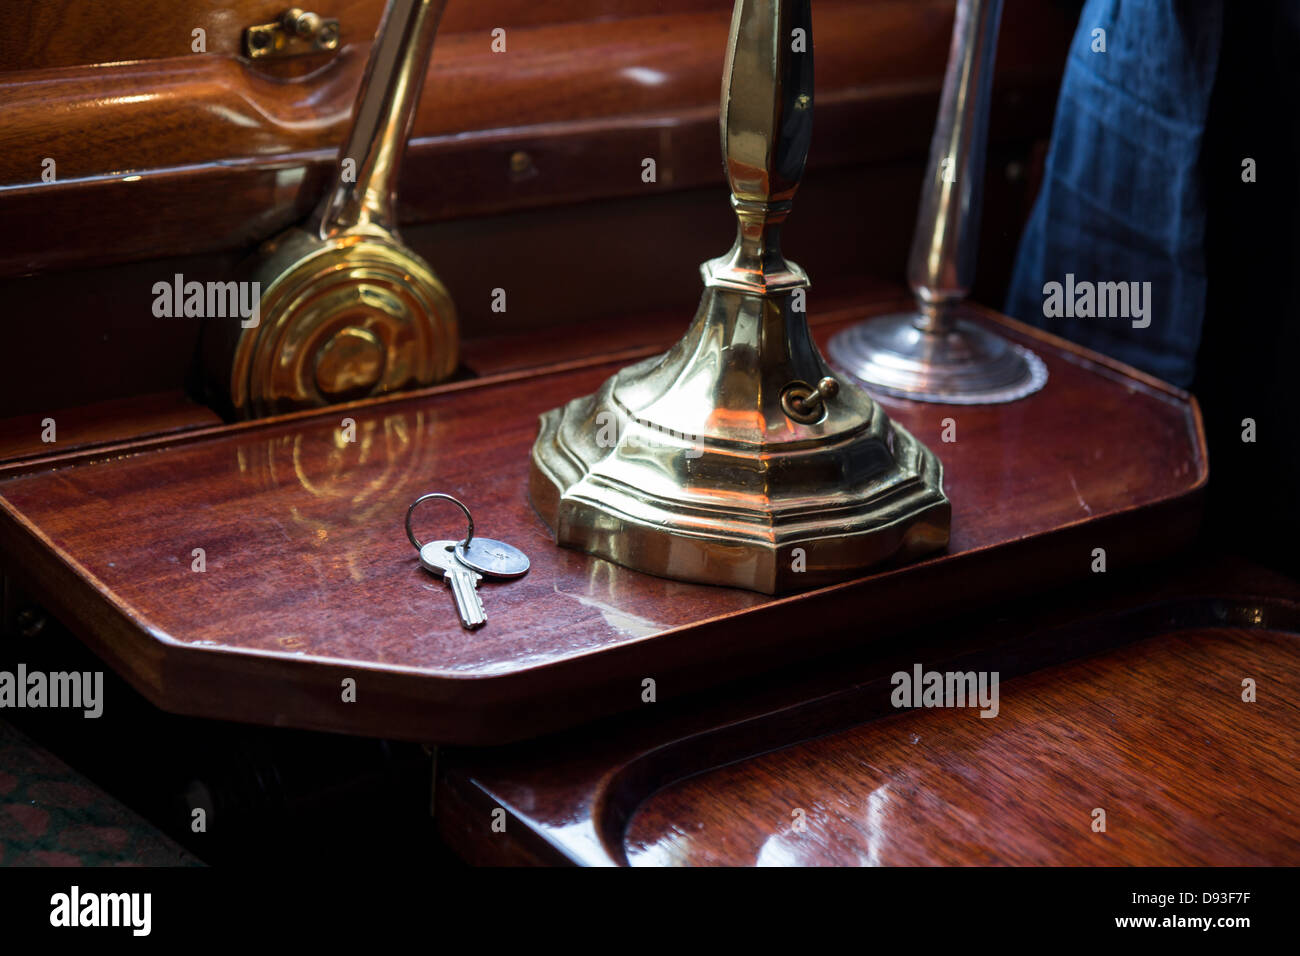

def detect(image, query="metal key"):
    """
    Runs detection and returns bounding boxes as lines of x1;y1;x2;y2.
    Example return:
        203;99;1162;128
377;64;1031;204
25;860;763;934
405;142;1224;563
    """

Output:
419;539;486;629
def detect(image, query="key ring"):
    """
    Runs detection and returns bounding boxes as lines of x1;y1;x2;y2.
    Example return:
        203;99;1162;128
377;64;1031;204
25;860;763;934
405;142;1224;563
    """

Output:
405;493;475;552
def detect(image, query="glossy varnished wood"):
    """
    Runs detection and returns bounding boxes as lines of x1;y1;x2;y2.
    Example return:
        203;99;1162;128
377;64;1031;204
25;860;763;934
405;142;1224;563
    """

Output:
1;1;732;72
0;0;1064;421
0;276;901;463
0;392;221;464
0;158;1028;418
0;1;976;180
0;0;1072;276
437;560;1300;865
0;303;1206;743
625;625;1298;865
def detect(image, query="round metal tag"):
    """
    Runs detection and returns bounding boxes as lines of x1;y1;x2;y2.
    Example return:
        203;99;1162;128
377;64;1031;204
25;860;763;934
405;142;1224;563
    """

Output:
454;538;530;578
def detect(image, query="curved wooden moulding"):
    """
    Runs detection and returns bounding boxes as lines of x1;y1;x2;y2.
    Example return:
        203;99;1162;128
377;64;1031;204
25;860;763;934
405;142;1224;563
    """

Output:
1;4;954;177
0;303;1207;745
0;0;1075;276
0;1;734;72
436;562;1300;866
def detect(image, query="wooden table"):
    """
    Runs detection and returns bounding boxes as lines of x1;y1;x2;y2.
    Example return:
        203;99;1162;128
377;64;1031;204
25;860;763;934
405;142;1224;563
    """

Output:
0;300;1206;745
5;294;1292;868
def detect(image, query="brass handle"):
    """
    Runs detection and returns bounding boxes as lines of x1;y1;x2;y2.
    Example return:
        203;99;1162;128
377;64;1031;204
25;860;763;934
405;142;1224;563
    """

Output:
313;0;450;240
209;0;458;419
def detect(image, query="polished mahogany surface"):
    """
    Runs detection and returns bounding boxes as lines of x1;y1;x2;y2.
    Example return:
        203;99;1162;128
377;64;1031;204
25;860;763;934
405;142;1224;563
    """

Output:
2;2;948;177
0;392;221;464
0;1;1068;424
0;303;1206;744
0;157;1034;422
437;561;1300;866
3;2;753;71
0;1;1072;277
627;626;1298;865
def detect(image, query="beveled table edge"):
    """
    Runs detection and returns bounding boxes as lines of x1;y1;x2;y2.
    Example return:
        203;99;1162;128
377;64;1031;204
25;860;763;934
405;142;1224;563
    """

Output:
0;303;1209;744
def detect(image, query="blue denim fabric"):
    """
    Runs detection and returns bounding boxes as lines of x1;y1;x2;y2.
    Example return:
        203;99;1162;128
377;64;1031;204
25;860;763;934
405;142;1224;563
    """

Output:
1004;0;1224;387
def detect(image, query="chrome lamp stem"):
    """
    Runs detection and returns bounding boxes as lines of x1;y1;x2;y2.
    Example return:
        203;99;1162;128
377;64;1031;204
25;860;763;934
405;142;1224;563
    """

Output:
827;0;1046;405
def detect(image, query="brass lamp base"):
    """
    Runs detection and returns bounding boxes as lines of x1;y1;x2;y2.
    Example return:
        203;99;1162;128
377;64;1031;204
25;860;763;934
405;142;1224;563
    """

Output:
529;288;951;595
530;0;950;593
828;311;1047;405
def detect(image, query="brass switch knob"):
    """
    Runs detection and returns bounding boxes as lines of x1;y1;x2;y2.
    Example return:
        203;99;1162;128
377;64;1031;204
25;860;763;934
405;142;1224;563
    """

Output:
781;376;839;423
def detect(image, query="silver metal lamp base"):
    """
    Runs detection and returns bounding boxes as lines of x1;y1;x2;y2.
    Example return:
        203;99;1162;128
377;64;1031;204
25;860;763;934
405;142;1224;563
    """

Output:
828;312;1047;405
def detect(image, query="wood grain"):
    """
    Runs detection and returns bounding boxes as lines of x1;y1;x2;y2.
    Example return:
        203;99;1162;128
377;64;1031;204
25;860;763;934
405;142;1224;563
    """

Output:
0;392;221;464
0;303;1206;743
0;2;963;182
0;0;1072;275
437;560;1300;866
0;278;902;461
0;0;1065;422
626;626;1299;866
1;1;736;72
0;156;1031;418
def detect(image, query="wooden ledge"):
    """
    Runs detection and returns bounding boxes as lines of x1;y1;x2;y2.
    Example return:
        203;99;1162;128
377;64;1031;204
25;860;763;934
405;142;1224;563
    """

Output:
0;302;1206;744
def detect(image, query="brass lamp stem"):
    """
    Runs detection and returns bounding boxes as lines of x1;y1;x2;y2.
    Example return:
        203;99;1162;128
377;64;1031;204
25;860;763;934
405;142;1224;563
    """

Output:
703;0;813;294
528;0;950;594
203;0;457;419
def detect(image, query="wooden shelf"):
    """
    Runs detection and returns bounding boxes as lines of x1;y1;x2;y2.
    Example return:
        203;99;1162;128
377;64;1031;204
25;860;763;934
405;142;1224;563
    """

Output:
0;392;221;466
0;302;1207;744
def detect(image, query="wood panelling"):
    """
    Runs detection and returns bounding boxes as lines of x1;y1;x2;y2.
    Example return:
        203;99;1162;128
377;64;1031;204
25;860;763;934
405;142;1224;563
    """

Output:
624;623;1299;865
0;1;1073;276
0;147;1039;424
0;3;964;183
0;0;1070;431
0;392;220;463
1;1;737;72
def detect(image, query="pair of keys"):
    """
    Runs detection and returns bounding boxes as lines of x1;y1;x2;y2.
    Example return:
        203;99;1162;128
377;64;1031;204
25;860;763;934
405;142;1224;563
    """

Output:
405;493;530;629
